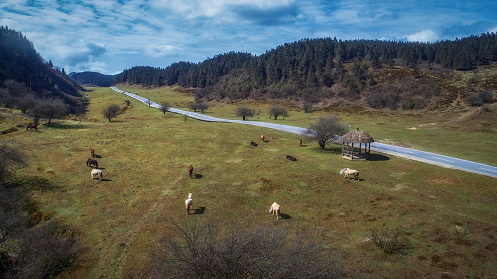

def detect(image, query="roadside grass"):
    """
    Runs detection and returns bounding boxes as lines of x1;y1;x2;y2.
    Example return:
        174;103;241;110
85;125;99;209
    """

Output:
119;85;497;166
1;86;497;278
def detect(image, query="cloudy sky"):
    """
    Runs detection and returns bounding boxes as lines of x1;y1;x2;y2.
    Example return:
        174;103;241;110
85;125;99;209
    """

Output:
2;0;497;75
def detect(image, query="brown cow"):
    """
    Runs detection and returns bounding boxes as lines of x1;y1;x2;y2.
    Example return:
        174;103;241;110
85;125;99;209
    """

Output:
260;135;265;142
90;147;95;158
188;165;193;179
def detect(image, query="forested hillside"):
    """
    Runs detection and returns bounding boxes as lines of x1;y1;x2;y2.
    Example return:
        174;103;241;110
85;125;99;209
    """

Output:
69;71;115;87
0;26;85;114
115;33;497;110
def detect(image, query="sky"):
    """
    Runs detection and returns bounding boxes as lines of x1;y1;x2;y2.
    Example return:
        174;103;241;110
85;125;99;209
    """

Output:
1;0;497;75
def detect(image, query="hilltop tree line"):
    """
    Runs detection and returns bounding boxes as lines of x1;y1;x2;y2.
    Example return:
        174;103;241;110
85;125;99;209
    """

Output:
114;33;497;109
0;26;86;115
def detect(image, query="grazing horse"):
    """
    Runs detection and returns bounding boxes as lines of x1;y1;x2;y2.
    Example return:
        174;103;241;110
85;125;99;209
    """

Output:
26;124;38;131
188;165;193;179
269;202;281;220
90;147;95;158
91;168;102;180
185;193;193;215
286;155;297;161
86;158;98;168
260;134;265;142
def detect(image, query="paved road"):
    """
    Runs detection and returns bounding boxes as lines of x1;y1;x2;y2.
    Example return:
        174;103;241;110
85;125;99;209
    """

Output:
111;87;497;178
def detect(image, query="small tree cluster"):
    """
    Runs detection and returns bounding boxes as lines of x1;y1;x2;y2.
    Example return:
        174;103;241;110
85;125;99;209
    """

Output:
268;105;289;120
189;102;209;112
466;90;494;106
235;106;254;120
152;218;342;278
0;80;72;125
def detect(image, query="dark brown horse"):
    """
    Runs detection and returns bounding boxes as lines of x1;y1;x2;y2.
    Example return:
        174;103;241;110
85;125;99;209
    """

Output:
90;147;95;158
86;158;98;168
188;165;193;179
26;124;38;131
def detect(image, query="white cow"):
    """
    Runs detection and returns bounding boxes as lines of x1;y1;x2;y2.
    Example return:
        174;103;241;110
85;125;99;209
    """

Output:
340;168;359;180
269;202;281;220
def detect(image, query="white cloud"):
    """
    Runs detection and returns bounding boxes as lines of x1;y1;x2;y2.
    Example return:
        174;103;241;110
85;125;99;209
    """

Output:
145;44;183;57
405;29;438;42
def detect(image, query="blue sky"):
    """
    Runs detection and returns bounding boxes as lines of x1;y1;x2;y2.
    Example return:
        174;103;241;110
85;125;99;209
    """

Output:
2;0;497;75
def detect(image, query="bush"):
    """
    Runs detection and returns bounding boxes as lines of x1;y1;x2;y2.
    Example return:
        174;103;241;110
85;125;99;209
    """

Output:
368;226;412;255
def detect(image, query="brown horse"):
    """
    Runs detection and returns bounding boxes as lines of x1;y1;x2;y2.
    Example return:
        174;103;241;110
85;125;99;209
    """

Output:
260;134;265;142
90;147;95;158
188;165;193;179
86;158;98;168
26;124;38;131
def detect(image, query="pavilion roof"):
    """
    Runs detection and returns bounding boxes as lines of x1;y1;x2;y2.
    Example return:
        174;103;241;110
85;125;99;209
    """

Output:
340;128;374;143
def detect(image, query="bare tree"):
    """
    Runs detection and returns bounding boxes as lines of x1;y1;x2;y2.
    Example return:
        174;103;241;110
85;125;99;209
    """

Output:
102;104;121;122
303;102;313;113
152;218;342;278
197;102;209;113
159;101;170;114
268;105;289;120
235;106;254;120
303;115;345;149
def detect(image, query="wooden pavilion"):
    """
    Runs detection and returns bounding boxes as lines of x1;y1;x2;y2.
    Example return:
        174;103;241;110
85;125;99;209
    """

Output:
340;128;374;160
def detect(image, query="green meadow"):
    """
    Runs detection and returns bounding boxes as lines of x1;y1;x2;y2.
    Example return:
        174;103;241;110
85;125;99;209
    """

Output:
2;85;497;278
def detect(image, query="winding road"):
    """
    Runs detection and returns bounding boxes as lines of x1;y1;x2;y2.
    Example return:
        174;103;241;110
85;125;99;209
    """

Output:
111;87;497;178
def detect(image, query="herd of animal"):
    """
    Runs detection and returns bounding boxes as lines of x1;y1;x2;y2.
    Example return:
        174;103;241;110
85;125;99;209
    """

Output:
182;134;360;220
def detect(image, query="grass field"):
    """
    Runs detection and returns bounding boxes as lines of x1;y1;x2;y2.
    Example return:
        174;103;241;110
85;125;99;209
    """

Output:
2;85;497;278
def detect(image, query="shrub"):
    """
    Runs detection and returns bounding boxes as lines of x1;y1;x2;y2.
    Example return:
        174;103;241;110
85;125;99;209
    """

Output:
152;218;343;278
368;226;412;255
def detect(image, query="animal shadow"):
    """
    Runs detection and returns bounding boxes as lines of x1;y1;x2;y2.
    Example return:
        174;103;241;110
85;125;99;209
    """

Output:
194;174;202;179
194;207;206;214
95;154;102;158
279;213;291;219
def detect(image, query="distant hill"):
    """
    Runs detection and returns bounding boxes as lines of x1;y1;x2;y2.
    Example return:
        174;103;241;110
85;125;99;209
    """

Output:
0;26;85;113
69;71;115;87
114;34;497;110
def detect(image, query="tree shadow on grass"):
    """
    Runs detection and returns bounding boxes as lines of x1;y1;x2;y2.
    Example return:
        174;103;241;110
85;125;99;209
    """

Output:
44;123;89;130
19;176;61;191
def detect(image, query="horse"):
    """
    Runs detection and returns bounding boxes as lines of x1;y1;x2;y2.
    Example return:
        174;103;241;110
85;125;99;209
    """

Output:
91;168;102;180
269;202;281;220
260;135;265;142
188;165;193;179
286;155;297;161
90;147;95;158
86;158;98;168
26;124;38;131
185;193;193;215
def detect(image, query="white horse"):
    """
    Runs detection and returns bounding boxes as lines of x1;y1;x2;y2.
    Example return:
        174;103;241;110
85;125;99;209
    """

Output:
91;168;102;180
340;168;359;180
185;193;193;215
269;202;281;220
